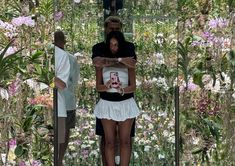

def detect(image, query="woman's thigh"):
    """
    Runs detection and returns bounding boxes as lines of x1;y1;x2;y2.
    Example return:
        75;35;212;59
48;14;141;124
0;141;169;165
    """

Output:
101;119;117;142
118;118;134;141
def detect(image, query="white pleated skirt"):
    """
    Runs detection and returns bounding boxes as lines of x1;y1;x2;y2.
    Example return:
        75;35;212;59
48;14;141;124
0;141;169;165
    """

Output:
94;97;140;121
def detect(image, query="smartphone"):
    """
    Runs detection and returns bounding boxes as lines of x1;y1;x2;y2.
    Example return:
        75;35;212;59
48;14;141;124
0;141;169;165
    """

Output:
110;72;120;88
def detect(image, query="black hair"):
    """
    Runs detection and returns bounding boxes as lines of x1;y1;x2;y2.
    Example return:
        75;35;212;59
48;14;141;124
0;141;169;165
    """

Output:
105;31;126;56
54;30;65;45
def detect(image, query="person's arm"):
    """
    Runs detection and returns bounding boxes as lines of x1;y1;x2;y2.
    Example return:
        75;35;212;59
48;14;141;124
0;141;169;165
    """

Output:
118;42;137;68
95;67;111;92
54;77;66;90
92;57;117;67
118;57;136;68
93;57;136;68
117;68;136;94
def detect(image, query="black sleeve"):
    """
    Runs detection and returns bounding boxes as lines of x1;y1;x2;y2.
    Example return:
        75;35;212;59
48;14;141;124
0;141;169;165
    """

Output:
125;42;137;60
92;43;105;59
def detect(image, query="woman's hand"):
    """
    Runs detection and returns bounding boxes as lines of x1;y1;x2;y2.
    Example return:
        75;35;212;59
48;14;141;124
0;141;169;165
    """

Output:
116;86;124;96
105;80;112;89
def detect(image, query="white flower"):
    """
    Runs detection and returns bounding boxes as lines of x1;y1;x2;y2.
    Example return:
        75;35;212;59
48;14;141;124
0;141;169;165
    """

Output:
202;74;212;85
168;135;175;143
148;123;154;129
1;153;6;164
153;52;165;64
24;79;48;91
192;137;200;145
158;154;165;159
168;120;175;128
90;150;99;156
232;92;235;99
0;88;9;100
142;113;151;121
136;79;141;86
74;52;83;57
144;145;151;152
158;111;167;117
133;151;139;159
74;0;81;3
163;130;169;137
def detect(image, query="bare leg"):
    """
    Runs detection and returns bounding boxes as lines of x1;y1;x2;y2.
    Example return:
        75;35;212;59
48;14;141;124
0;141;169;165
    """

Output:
115;125;120;165
101;119;117;166
118;118;134;166
100;136;106;166
58;129;70;166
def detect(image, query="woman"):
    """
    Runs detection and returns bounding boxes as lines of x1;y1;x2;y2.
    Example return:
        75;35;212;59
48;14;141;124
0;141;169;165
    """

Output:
93;31;140;166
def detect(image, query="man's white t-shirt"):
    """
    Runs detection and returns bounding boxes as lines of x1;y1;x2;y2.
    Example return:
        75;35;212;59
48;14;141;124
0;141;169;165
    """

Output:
63;53;79;111
55;46;70;117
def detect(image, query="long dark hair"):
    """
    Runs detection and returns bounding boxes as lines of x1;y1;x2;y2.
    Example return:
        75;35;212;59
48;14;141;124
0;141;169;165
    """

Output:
105;31;126;57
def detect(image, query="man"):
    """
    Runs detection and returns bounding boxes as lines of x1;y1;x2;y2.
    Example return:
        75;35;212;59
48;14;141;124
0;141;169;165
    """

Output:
92;16;137;165
54;30;70;166
59;52;79;165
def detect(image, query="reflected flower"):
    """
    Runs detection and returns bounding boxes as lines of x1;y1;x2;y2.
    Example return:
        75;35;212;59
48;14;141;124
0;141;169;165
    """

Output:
153;52;165;64
12;16;35;27
144;145;151;152
0;46;18;58
32;160;42;166
81;149;89;159
19;161;27;166
8;79;21;96
158;154;165;159
74;0;81;3
54;11;63;21
8;139;17;148
0;87;9;100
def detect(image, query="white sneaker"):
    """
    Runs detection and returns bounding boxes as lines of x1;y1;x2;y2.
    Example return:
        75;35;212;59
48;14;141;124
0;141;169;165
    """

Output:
115;156;120;165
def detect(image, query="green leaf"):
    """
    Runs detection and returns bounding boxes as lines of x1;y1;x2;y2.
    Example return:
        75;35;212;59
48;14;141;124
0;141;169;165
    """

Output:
15;145;24;157
0;40;14;61
192;148;203;154
30;51;43;60
193;70;204;87
22;117;33;132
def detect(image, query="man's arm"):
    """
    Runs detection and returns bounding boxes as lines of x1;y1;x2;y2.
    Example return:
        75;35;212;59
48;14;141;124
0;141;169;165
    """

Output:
92;57;136;68
55;77;66;90
118;57;136;68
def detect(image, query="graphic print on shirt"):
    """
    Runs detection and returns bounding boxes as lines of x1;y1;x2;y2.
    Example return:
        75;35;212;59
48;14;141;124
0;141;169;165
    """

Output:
110;72;120;88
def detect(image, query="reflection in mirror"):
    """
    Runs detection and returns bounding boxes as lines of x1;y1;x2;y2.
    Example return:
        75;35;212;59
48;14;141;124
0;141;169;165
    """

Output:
177;1;235;165
55;0;234;165
0;0;54;165
54;0;178;165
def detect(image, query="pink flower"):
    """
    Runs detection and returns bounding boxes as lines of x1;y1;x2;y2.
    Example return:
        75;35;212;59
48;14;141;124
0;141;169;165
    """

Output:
27;94;53;109
79;108;88;114
75;139;82;145
8;138;17;148
12;16;35;27
81;149;89;159
1;46;18;58
0;20;17;38
8;79;21;96
54;11;63;21
32;160;42;166
180;82;199;93
19;161;27;166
